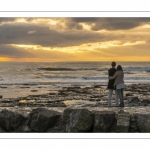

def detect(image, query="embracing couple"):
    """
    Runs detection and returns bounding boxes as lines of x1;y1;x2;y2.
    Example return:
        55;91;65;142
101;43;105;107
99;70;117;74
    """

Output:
107;62;125;107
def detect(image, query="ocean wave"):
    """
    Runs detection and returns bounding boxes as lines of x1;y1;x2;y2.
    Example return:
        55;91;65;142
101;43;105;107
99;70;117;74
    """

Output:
82;76;107;80
42;75;79;79
42;75;107;80
124;71;136;74
124;77;150;80
38;67;108;72
38;68;74;71
123;67;150;72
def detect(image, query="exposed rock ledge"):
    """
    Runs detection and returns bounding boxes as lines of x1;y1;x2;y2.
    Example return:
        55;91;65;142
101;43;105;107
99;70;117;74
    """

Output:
0;106;150;133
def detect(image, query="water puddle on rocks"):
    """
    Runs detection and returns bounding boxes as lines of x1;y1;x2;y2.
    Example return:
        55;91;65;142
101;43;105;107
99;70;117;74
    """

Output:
19;100;35;103
63;99;96;107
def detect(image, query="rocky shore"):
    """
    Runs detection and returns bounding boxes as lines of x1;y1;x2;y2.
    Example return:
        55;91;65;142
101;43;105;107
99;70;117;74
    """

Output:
1;83;150;132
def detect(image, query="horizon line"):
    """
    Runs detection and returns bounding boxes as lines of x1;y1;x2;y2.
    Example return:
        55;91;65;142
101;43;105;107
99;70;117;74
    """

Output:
0;60;150;63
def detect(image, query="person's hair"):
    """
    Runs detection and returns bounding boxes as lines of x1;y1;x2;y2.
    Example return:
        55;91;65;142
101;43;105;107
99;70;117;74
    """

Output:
111;61;116;67
117;65;123;71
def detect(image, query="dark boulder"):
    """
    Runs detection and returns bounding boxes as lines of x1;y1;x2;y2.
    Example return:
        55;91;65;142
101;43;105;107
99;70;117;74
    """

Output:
63;108;94;132
28;108;61;132
0;109;25;132
63;108;75;124
93;111;116;132
134;113;150;132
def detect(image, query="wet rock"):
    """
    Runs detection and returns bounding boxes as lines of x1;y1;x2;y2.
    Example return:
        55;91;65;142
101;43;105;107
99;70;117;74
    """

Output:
90;95;103;98
141;99;150;104
31;90;38;92
93;111;116;132
95;99;102;101
23;84;30;86
1;99;14;103
63;108;94;132
116;110;130;132
66;86;81;91
128;96;141;103
0;103;16;107
49;93;57;95
58;90;68;96
134;113;150;132
0;109;25;132
41;95;50;98
52;102;66;107
89;99;96;101
126;93;133;96
130;84;138;89
94;85;102;88
20;87;30;88
28;108;61;132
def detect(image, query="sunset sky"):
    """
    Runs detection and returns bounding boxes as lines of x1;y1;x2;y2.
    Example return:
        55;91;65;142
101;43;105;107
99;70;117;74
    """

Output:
0;17;150;62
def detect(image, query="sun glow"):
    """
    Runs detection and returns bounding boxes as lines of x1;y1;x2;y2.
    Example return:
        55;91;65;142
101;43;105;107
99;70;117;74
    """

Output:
13;44;40;49
0;57;13;61
15;18;28;23
10;39;146;54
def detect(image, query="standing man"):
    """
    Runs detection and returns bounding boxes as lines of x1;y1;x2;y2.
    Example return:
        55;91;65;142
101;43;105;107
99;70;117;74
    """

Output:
107;62;118;106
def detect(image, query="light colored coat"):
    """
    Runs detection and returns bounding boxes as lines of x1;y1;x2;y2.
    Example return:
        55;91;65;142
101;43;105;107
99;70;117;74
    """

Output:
109;70;124;86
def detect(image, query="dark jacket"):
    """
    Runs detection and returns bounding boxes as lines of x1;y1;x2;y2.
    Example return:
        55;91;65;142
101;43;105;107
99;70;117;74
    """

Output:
107;68;117;89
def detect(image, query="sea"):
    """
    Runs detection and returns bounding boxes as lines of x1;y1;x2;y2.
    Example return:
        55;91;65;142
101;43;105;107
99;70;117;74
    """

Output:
0;61;150;85
0;61;150;98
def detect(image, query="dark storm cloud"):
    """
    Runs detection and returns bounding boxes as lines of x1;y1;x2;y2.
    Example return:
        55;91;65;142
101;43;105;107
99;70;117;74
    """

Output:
0;23;106;47
0;18;17;23
91;18;150;30
71;18;99;23
2;17;150;31
0;17;150;47
68;17;150;30
0;45;33;58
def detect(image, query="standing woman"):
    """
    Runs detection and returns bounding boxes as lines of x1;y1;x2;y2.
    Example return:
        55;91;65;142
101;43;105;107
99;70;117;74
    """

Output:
109;65;125;107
